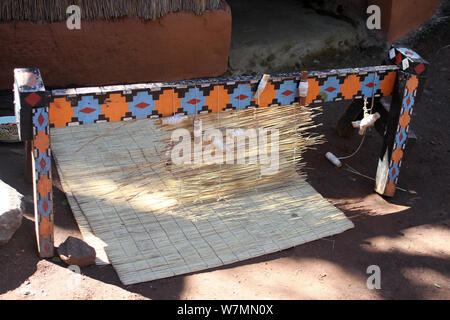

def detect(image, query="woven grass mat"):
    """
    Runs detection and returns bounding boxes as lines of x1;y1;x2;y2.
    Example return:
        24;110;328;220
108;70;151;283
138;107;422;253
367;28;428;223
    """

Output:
50;119;354;285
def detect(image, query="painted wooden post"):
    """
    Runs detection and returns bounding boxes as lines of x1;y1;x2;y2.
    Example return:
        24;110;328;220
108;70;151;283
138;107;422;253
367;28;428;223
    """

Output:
298;71;308;106
375;46;428;197
14;68;54;257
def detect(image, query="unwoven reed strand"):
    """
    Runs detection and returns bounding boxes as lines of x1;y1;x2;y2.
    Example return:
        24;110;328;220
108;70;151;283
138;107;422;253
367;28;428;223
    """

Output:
128;103;325;209
0;0;223;22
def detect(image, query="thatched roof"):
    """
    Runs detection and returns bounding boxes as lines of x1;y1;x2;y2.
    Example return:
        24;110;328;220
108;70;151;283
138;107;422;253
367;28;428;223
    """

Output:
0;0;224;22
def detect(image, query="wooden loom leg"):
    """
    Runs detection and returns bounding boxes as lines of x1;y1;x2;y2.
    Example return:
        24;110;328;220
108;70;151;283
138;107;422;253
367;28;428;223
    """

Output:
14;68;54;257
31;105;54;257
375;72;420;197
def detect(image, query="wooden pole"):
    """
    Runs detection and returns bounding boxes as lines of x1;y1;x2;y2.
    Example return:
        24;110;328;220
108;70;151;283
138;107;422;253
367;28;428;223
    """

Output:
298;71;308;106
14;68;54;257
374;46;428;197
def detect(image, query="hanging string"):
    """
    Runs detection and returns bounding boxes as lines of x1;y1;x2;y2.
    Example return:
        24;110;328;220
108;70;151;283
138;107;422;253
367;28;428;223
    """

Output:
165;86;176;170
172;86;175;116
194;86;203;204
172;86;183;207
293;90;298;170
369;73;377;114
337;72;378;161
254;84;262;180
217;85;223;201
338;129;366;160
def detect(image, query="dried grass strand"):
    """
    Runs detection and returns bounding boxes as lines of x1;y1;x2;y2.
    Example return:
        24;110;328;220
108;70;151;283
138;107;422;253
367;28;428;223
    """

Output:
0;0;224;22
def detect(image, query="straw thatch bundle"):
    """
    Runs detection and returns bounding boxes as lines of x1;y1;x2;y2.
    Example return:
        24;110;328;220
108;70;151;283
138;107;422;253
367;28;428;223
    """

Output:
110;104;323;211
0;0;224;22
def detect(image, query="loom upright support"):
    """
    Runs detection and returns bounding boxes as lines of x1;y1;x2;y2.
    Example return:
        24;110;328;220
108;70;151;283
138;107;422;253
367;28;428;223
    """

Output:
14;68;54;258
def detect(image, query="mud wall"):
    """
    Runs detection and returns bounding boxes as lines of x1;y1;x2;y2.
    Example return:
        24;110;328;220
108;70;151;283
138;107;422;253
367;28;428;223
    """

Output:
369;0;440;41
0;5;231;90
308;0;440;42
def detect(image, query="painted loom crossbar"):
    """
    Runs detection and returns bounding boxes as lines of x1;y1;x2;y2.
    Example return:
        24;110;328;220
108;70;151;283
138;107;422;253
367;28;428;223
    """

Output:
47;65;400;128
13;45;428;257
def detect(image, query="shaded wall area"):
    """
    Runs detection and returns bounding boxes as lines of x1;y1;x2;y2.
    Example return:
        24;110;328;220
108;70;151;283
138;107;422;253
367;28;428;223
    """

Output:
309;0;441;41
0;4;231;90
369;0;441;41
292;0;440;42
226;0;372;75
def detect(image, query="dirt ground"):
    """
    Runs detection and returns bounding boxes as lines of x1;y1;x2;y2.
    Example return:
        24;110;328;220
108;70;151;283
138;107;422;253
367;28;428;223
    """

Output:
1;14;449;300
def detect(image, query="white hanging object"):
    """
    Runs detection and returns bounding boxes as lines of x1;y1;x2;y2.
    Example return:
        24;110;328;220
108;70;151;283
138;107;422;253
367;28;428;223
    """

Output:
352;112;380;135
298;80;309;98
325;152;342;167
325;76;379;169
254;74;270;100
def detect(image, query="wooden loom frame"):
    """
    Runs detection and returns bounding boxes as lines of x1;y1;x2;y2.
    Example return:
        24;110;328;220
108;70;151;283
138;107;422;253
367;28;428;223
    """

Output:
13;46;428;257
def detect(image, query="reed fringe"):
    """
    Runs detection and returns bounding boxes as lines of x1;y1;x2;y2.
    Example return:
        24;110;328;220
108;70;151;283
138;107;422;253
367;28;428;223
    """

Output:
111;103;324;211
0;0;224;22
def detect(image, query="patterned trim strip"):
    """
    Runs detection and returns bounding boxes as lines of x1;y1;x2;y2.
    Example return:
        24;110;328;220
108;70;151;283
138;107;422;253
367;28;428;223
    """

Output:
384;74;418;196
14;68;54;258
48;67;398;128
32;104;54;257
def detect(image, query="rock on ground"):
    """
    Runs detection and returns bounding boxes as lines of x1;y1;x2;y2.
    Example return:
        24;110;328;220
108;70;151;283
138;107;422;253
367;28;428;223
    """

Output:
0;179;24;246
57;236;96;267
